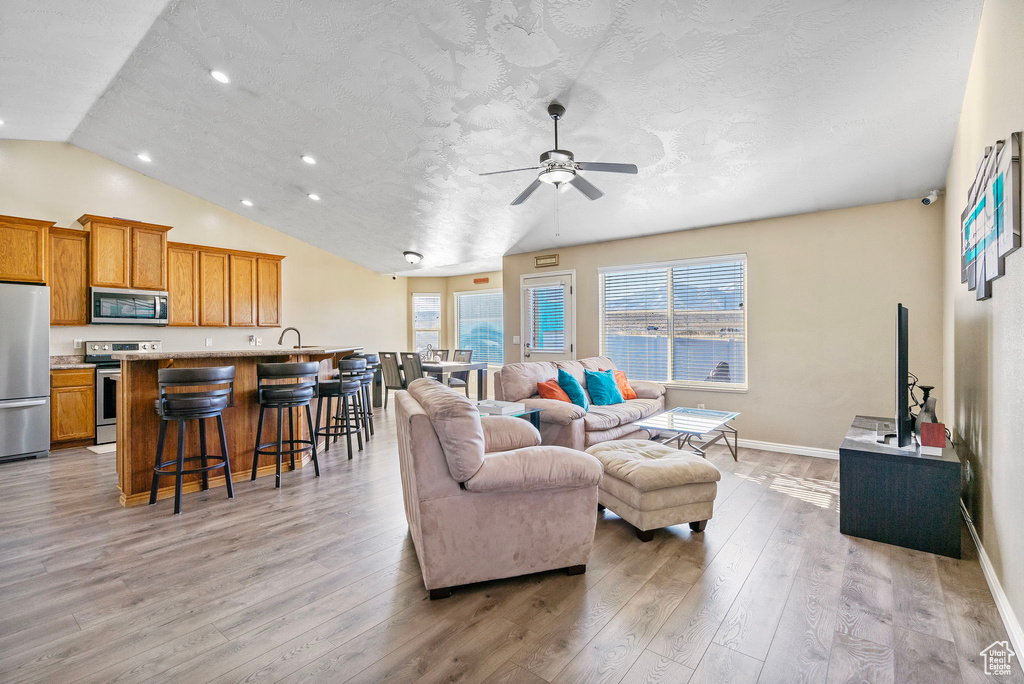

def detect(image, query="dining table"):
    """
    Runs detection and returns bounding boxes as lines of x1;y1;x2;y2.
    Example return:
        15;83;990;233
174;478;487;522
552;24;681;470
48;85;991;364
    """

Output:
372;360;490;406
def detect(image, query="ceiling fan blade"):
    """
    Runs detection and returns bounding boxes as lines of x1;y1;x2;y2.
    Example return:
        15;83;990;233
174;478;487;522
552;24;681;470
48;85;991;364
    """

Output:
568;174;604;200
511;179;543;205
575;162;638;174
479;166;539;176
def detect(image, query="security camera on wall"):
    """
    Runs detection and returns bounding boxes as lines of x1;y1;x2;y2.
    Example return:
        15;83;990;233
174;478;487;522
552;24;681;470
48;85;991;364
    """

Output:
922;189;942;205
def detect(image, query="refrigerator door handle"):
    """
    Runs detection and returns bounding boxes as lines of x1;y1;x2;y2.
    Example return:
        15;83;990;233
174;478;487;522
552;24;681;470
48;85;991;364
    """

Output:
0;398;48;409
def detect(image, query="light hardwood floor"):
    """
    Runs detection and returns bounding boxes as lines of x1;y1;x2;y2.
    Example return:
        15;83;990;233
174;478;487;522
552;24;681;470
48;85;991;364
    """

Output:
0;409;1021;684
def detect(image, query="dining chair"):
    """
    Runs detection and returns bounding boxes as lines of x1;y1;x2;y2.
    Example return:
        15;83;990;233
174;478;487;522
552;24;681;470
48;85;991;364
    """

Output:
379;352;405;409
437;349;450;361
400;352;428;386
448;349;473;397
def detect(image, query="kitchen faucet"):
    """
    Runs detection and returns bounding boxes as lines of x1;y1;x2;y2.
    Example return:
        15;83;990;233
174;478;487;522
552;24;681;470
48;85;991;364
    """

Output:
278;327;301;348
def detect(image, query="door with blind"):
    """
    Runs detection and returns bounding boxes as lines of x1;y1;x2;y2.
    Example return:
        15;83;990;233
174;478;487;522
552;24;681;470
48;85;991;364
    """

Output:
521;273;575;362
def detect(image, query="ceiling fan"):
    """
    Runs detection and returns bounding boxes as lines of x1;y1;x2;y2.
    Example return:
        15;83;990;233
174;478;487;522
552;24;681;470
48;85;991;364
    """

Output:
480;103;638;205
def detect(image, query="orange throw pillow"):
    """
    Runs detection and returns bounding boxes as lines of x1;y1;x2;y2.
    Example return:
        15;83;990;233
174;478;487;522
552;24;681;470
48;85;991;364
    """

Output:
537;379;571;402
602;369;637;400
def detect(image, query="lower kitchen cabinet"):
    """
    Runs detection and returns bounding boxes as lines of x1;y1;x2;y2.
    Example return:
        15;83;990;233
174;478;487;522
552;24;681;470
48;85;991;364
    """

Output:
51;369;95;446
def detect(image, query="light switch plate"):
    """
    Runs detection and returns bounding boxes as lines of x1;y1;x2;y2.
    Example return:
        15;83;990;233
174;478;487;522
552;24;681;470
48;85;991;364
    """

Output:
697;403;705;410
512;335;521;344
205;338;213;347
73;339;83;349
256;337;263;346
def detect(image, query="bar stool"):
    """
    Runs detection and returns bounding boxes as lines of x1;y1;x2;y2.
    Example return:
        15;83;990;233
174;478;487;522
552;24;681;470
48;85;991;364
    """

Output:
351;353;379;439
251;362;320;488
315;357;366;459
150;366;235;515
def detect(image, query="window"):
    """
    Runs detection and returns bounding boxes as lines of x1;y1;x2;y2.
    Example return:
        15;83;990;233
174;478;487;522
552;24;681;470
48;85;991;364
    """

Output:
600;254;746;389
525;284;566;353
411;292;441;351
454;290;503;364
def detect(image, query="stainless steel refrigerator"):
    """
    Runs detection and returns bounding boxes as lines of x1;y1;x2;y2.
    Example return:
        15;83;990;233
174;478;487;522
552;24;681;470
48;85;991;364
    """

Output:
0;283;50;462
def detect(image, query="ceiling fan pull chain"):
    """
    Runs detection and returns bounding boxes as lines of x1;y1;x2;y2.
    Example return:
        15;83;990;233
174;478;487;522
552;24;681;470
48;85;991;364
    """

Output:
554;185;560;237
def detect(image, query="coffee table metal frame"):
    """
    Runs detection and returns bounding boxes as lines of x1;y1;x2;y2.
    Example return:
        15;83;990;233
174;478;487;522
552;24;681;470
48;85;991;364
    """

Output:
633;407;740;460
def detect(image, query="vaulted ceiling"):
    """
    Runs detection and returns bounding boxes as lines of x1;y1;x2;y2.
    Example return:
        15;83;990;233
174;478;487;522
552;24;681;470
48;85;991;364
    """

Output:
1;0;982;276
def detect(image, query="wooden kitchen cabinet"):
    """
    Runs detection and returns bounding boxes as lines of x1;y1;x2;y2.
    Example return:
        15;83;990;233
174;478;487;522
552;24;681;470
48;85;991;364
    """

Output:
229;254;258;327
0;214;53;284
167;243;199;326
131;225;168;290
199;250;230;327
77;215;171;290
257;256;282;327
48;228;90;326
51;369;95;445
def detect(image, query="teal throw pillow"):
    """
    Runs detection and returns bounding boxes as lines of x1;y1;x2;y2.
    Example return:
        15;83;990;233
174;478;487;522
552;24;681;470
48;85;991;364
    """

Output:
585;368;624;405
557;368;589;411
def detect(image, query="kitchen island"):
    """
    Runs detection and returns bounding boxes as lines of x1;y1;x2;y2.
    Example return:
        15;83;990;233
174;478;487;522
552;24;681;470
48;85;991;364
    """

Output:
112;345;362;507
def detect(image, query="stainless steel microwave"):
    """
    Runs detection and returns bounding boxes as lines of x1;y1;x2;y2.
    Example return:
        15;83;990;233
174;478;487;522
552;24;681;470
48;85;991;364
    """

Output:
90;287;169;325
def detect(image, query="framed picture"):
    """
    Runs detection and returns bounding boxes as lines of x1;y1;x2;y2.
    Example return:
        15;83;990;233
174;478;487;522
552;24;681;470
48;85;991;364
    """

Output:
534;254;559;268
961;132;1021;300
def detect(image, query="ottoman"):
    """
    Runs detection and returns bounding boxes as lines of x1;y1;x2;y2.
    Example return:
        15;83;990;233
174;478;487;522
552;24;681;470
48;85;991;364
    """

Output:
586;440;722;541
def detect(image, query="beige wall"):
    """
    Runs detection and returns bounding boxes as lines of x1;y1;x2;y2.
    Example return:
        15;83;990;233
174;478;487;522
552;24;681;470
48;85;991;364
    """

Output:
406;271;501;351
0;140;406;356
504;198;944;452
942;0;1024;631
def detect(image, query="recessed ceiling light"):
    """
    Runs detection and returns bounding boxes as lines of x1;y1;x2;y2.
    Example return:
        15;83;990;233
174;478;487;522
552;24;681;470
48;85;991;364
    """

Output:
210;70;230;84
241;199;253;207
137;153;152;162
301;155;316;165
403;251;423;264
308;193;320;201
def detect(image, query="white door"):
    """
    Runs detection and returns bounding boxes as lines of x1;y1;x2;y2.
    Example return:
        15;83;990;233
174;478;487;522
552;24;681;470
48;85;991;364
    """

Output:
520;272;575;362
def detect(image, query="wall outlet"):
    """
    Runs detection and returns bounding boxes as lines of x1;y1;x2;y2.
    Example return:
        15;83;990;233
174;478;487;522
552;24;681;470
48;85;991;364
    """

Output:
256;337;263;346
73;339;83;349
512;335;521;345
248;335;256;346
205;338;213;347
697;403;706;410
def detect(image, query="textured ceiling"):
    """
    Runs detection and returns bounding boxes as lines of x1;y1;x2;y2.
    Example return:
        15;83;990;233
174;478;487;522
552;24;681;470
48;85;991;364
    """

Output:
2;0;982;276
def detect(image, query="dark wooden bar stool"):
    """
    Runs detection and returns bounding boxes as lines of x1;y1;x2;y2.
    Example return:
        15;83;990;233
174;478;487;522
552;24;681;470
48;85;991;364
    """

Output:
315;357;366;459
351;353;378;439
251;362;320;488
150;366;235;515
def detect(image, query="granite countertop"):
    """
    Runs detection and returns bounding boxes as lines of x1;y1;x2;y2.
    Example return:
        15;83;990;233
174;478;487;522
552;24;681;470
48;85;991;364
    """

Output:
50;355;96;370
111;345;363;361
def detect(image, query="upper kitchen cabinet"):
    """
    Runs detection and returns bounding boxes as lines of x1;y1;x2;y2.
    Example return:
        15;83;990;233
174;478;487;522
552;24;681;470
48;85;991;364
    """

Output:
199;249;230;327
77;215;171;290
257;256;282;327
0;214;53;284
49;228;89;326
167;243;199;326
229;253;257;327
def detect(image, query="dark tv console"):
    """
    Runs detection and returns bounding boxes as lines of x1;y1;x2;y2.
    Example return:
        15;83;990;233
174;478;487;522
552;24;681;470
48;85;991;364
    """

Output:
839;415;961;558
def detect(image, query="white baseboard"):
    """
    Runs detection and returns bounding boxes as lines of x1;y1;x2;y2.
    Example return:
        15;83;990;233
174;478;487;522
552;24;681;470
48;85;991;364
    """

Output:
736;438;839;460
961;501;1024;659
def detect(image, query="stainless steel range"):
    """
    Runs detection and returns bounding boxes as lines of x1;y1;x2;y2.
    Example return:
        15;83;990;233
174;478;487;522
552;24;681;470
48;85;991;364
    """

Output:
85;340;162;444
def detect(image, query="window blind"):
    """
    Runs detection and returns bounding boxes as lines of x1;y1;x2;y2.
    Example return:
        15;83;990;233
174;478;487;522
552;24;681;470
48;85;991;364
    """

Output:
455;291;504;364
411;293;441;351
600;255;746;388
526;284;565;353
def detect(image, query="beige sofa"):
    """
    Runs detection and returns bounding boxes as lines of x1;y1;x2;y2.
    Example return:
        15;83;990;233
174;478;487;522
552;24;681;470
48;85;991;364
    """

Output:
494;356;666;451
395;378;603;598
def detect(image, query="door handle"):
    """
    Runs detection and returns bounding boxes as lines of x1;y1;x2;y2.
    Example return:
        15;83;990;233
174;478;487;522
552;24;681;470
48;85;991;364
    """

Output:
0;398;47;409
524;343;531;358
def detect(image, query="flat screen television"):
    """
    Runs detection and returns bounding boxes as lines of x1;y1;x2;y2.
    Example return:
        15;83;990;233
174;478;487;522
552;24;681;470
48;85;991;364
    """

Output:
896;303;912;447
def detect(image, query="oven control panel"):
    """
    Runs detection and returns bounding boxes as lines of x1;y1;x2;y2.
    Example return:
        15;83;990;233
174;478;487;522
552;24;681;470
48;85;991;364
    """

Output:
86;340;162;353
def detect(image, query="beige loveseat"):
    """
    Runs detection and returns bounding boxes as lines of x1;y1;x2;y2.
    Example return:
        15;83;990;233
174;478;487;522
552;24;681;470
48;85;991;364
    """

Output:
395;379;603;598
494;357;666;451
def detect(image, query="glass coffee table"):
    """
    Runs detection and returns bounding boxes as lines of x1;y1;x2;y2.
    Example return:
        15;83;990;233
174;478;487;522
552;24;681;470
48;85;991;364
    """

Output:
633;407;740;460
479;407;543;429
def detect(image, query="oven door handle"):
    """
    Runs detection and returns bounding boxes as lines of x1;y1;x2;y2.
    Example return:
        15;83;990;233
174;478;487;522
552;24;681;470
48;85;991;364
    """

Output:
0;398;48;409
96;368;120;375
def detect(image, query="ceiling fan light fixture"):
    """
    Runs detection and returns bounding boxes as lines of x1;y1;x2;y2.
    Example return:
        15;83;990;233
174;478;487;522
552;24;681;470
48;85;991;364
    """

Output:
539;168;575;185
403;251;423;264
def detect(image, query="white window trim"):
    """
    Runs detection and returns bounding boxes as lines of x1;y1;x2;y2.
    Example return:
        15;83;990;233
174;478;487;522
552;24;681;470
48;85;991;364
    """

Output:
599;254;748;391
453;288;503;365
411;292;442;350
